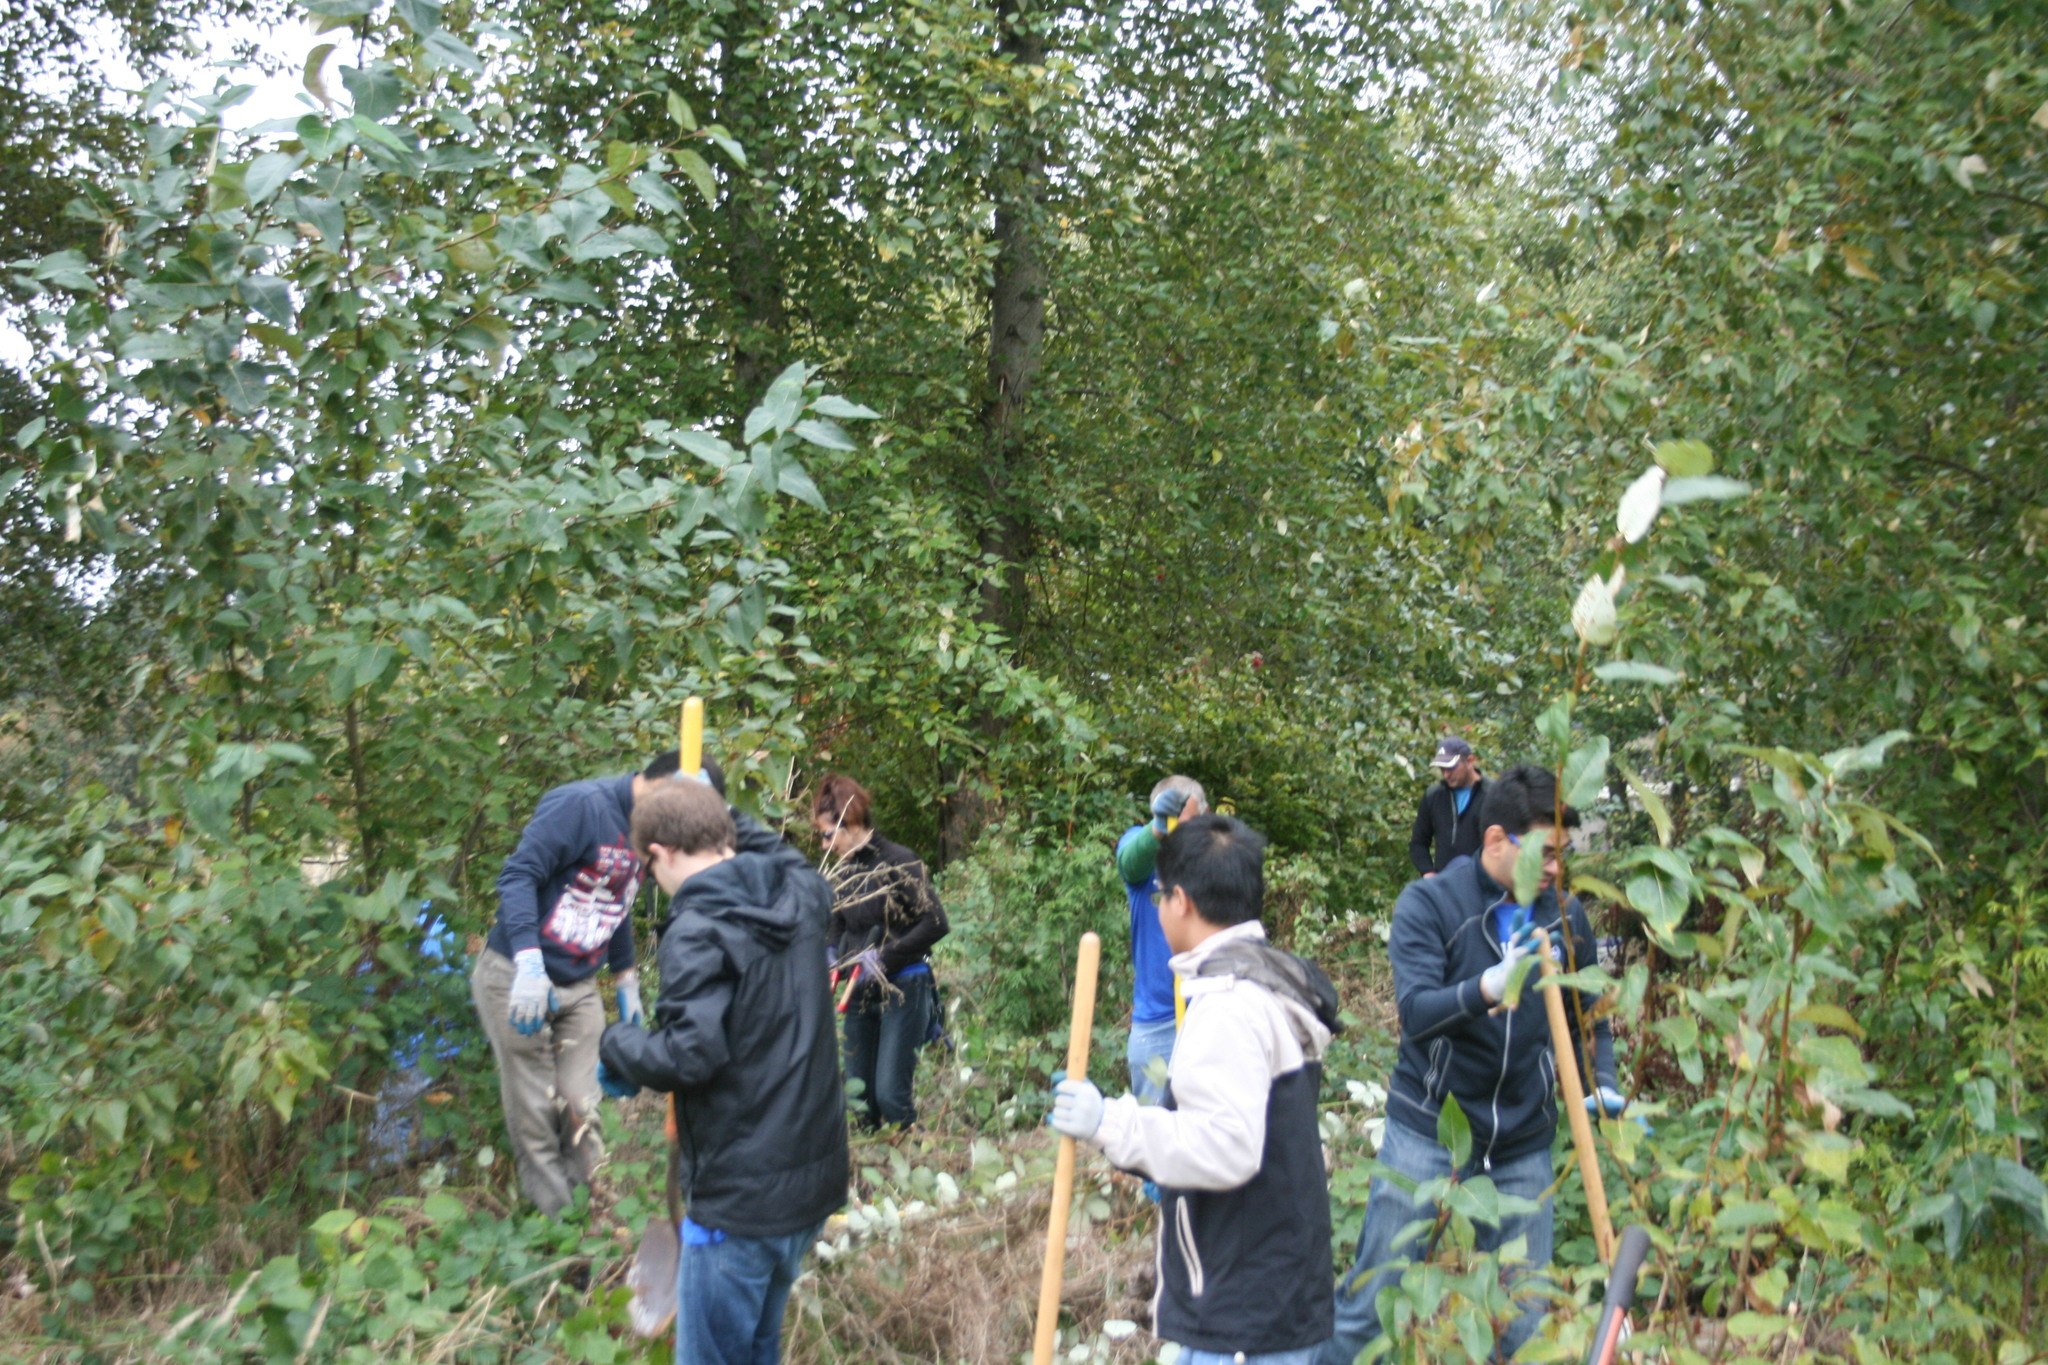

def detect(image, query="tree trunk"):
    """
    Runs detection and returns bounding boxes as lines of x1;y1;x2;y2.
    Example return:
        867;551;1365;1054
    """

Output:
717;0;788;416
939;0;1049;863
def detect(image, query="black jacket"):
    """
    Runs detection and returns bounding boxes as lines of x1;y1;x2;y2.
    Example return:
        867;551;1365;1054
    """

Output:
1385;856;1617;1169
1409;777;1489;875
599;812;848;1237
825;832;949;977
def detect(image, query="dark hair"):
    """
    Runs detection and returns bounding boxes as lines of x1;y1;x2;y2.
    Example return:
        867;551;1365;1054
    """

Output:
812;773;872;831
1156;814;1268;927
643;750;727;796
631;780;736;859
1477;764;1581;839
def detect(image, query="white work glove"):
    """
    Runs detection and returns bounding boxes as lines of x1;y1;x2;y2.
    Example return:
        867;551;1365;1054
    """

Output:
1479;924;1538;1005
508;948;556;1036
615;969;646;1027
1049;1076;1105;1141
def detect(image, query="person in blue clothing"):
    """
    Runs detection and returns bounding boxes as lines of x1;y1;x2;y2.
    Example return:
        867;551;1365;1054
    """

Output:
1320;764;1630;1364
471;750;708;1215
1114;776;1207;1103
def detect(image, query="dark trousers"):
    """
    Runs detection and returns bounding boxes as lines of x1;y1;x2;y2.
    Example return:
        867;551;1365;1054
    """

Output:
843;972;932;1128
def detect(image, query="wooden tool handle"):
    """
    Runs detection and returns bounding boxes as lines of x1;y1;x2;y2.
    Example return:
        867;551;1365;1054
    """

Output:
1537;928;1616;1263
1031;931;1101;1365
678;697;703;774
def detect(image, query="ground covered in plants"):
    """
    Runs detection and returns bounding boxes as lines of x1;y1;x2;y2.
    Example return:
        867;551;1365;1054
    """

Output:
5;0;2047;1361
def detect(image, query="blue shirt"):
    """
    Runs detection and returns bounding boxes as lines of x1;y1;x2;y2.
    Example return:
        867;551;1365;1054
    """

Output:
1125;876;1177;1024
1454;786;1473;816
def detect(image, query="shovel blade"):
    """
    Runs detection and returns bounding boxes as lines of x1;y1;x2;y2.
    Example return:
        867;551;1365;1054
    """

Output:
626;1217;679;1339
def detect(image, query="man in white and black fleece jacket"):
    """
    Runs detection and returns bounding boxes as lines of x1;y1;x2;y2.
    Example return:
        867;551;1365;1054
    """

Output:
1050;815;1341;1365
1319;764;1626;1365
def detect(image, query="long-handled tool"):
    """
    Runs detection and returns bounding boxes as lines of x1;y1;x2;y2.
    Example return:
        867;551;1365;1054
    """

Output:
1031;931;1101;1365
1584;1223;1652;1365
1535;927;1616;1264
625;697;705;1338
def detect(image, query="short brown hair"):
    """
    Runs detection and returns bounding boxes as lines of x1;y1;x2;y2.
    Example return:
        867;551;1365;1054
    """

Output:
632;780;736;859
811;773;872;831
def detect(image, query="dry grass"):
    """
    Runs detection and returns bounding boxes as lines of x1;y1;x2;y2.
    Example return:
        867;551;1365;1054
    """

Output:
788;1156;1160;1365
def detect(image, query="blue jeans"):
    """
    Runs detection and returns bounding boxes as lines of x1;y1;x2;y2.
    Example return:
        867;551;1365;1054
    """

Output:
1178;1349;1323;1365
844;971;932;1128
675;1221;821;1365
1127;1014;1177;1105
1320;1119;1555;1364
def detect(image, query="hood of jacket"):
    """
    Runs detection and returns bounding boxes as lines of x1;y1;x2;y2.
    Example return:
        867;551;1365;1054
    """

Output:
664;847;829;951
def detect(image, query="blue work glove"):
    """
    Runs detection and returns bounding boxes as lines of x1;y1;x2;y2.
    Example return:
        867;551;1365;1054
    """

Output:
1050;1076;1105;1141
597;1060;640;1100
1150;788;1188;834
614;969;645;1027
1585;1085;1652;1131
1585;1085;1628;1118
507;949;557;1036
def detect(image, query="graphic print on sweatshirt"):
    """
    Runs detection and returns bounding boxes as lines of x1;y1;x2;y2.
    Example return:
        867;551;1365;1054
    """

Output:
542;841;642;962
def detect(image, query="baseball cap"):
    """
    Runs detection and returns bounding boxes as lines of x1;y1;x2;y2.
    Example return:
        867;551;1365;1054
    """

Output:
1430;737;1473;768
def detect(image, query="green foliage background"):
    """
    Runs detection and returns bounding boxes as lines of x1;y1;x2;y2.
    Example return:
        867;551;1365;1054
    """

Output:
2;0;2045;1360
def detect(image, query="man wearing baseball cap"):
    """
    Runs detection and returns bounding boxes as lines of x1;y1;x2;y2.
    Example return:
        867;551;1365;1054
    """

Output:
1408;736;1486;877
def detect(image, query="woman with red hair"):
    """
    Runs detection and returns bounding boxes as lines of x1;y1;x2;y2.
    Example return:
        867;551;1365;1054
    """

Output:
812;774;950;1129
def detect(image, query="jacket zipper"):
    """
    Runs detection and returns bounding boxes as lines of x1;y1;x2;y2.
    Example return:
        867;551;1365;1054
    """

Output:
1483;888;1514;1172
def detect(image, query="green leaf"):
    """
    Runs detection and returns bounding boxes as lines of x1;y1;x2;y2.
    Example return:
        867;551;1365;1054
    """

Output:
1660;475;1751;505
629;170;684;216
811;395;881;420
702;124;746;166
1626;872;1688;937
339;62;404;122
119;333;198;361
423;31;484;74
92;1099;130;1146
675;149;718;204
665;90;697;132
1436;1093;1471;1169
793;418;856;452
1801;1133;1857;1183
444;234;494;273
1652;439;1714;476
1511;827;1552;907
1593;660;1680;685
244;151;301;205
1726;1312;1790;1340
238;274;294;326
1534;694;1572;756
674;431;737;468
13;417;47;449
394;0;443;35
746;362;808;441
1614;755;1672;846
1561;737;1609;808
777;463;827;510
1713;1200;1783;1234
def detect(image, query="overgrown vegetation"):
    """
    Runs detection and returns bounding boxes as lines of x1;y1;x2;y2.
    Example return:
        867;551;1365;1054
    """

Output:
4;0;2045;1360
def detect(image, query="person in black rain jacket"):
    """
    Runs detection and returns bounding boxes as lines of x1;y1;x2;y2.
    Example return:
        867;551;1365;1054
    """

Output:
598;779;846;1365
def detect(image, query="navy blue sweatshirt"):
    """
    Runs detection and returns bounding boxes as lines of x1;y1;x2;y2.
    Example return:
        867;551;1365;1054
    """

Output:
487;774;640;984
1384;857;1617;1168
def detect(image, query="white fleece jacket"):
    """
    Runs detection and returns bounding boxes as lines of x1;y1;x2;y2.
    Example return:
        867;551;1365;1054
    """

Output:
1092;921;1333;1190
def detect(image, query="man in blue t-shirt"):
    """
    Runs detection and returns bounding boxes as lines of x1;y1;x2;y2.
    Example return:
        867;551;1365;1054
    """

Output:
1113;775;1206;1103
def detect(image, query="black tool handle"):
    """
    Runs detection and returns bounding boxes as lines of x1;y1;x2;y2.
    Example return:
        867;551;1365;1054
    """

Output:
1585;1225;1653;1365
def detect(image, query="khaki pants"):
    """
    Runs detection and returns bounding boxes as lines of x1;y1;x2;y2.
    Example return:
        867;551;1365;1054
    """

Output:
470;948;606;1215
